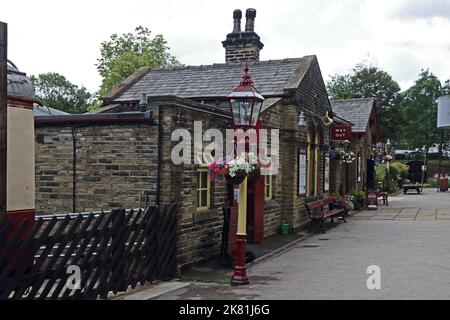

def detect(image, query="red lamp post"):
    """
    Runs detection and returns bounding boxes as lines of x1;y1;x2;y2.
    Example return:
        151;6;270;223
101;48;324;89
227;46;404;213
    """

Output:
228;63;264;286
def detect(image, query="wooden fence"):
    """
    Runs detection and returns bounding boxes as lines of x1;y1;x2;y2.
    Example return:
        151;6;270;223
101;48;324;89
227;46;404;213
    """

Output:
0;205;177;300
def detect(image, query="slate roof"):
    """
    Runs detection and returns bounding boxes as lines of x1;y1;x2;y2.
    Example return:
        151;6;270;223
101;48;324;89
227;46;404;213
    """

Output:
33;104;70;116
331;98;376;133
106;56;316;103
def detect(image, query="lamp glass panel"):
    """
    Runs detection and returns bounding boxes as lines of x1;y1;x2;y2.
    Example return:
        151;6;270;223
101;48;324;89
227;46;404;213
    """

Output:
240;101;252;126
251;100;263;126
230;100;241;126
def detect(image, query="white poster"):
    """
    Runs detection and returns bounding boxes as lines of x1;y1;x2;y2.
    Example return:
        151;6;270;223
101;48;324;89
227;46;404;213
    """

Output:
298;149;307;195
324;152;330;192
357;154;362;183
437;95;450;128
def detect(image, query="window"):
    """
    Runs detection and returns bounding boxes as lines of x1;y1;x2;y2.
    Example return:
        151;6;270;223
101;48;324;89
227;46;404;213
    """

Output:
264;174;273;200
197;168;210;210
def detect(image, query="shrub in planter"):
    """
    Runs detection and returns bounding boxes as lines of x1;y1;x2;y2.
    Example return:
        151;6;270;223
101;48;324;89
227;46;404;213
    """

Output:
351;189;365;210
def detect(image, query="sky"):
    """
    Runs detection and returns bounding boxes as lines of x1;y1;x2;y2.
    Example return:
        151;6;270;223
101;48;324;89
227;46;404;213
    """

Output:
1;0;450;93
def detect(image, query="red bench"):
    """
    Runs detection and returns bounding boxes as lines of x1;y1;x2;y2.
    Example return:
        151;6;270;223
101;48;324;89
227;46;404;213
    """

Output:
304;196;347;233
376;191;388;205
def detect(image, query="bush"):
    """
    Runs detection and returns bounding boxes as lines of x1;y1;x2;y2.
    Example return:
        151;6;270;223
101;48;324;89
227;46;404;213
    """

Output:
331;192;341;201
375;161;409;192
391;162;409;182
351;189;365;210
426;178;438;188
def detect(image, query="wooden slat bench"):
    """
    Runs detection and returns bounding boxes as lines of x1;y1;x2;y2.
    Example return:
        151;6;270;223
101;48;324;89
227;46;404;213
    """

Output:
305;196;347;233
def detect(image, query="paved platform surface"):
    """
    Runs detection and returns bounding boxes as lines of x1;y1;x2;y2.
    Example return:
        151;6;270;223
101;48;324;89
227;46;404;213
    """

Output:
118;189;450;300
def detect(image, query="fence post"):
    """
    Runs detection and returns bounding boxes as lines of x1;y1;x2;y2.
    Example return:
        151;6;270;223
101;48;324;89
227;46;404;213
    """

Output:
0;22;7;223
110;209;127;293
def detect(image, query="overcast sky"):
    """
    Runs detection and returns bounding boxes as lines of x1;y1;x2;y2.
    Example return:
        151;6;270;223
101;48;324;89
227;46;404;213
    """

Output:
2;0;450;93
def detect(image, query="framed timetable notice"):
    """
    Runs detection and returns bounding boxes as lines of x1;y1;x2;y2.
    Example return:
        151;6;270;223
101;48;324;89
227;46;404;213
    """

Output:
298;149;307;195
357;153;362;183
324;152;330;192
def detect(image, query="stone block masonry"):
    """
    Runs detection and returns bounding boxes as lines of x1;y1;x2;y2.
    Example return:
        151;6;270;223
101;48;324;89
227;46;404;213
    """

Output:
35;124;158;215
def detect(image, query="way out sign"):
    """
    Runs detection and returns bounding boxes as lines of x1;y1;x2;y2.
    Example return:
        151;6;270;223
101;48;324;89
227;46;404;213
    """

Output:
437;95;450;128
330;125;352;141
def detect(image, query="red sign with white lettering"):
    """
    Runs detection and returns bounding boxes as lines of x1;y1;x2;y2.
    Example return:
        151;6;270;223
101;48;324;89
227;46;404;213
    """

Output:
331;125;352;141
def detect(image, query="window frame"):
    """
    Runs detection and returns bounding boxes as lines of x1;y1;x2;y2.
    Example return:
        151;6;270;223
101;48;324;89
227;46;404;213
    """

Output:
196;167;210;211
264;173;273;200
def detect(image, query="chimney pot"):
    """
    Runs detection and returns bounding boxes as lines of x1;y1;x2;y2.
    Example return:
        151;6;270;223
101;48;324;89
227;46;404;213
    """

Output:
245;8;257;32
232;9;242;33
222;8;264;63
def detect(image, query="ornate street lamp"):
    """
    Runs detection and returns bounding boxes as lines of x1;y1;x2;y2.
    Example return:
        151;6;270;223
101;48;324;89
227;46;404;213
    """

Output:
227;63;264;286
228;63;264;129
139;93;148;112
385;138;392;154
298;111;306;127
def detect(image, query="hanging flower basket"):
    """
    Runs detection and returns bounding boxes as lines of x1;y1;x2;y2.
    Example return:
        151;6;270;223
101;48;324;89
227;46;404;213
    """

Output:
337;149;355;164
225;173;247;185
209;153;267;185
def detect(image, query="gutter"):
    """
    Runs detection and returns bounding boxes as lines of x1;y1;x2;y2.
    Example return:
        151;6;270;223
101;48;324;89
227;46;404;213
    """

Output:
35;111;155;127
156;106;162;206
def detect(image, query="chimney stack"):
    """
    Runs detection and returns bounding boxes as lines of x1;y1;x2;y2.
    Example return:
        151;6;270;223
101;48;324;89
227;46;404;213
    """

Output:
222;8;264;63
233;9;242;33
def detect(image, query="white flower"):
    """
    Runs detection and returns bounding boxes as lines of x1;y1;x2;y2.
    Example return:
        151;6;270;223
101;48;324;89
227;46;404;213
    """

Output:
225;155;259;177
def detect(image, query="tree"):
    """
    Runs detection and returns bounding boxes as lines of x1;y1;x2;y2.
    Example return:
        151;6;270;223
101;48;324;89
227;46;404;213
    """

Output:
327;74;354;100
327;61;402;141
399;69;446;150
31;73;93;114
97;26;182;96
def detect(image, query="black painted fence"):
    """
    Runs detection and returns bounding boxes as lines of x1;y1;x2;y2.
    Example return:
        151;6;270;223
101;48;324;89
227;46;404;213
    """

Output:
0;205;177;300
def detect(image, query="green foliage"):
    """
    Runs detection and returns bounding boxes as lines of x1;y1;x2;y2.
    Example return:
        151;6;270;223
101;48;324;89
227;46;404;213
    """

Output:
327;74;354;100
351;188;365;210
97;26;182;96
391;162;409;181
375;162;409;192
30;73;93;114
327;59;402;141
330;192;341;201
426;178;438;188
375;165;387;184
397;69;448;149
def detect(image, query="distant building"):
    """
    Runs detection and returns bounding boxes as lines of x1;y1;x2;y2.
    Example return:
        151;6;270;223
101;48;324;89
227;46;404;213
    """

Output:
331;98;381;193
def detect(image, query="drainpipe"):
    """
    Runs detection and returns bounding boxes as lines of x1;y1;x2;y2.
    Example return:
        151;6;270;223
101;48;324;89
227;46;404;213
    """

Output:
156;105;162;206
72;128;77;213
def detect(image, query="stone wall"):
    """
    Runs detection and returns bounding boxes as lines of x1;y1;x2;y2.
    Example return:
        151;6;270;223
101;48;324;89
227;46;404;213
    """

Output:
35;124;158;215
224;44;261;63
156;103;231;269
260;104;283;237
279;57;332;232
35;102;232;271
